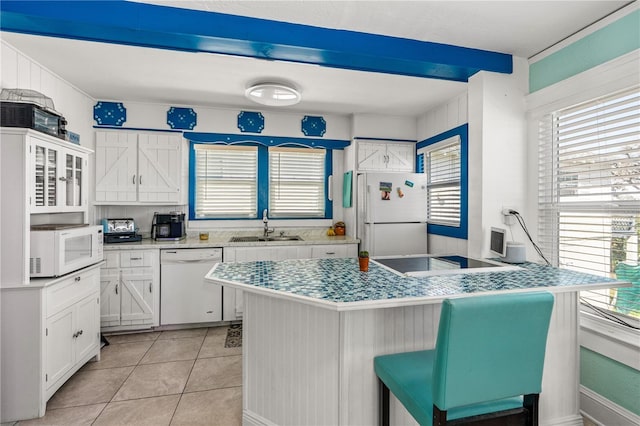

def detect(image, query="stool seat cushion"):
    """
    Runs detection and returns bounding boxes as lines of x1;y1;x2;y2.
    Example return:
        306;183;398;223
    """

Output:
374;350;523;425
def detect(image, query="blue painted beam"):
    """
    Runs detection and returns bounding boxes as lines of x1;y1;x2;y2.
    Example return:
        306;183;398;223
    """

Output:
0;0;512;82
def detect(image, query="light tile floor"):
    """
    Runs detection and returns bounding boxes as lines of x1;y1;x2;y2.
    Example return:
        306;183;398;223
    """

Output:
8;326;242;426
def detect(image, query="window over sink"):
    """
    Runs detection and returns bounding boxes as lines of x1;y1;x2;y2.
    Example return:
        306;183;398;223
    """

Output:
189;136;333;220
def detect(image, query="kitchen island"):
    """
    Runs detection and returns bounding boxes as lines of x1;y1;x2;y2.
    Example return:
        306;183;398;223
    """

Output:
205;257;626;426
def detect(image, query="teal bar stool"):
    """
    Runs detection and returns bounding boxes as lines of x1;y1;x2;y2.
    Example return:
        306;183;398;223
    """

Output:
374;292;554;426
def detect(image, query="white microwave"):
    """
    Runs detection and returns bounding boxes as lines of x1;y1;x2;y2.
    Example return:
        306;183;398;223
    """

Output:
30;225;103;277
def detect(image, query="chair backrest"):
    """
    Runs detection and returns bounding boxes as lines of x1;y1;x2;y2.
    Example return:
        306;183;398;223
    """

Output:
614;262;640;314
432;292;554;410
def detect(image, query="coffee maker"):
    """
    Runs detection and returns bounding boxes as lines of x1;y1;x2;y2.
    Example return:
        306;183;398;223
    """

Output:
151;212;186;241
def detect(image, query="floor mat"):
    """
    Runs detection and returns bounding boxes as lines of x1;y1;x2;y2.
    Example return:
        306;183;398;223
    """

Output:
225;324;242;348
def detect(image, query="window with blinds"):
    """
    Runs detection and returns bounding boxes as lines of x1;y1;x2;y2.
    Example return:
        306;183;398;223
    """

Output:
538;86;640;321
425;137;461;226
269;147;326;218
193;145;258;218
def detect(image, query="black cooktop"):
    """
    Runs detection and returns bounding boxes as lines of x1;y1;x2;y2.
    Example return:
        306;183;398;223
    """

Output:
374;255;507;276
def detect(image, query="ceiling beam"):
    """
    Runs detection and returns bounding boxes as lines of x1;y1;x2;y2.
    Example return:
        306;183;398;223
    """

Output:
0;0;512;82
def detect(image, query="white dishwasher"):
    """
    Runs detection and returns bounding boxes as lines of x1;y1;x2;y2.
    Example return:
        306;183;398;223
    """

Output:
160;248;223;325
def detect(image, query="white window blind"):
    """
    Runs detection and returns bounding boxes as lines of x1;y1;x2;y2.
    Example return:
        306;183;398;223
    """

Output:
193;145;257;218
426;138;461;226
269;147;325;218
538;86;640;320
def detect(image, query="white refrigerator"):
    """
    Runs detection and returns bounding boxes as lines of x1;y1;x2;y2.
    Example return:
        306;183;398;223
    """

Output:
357;172;428;256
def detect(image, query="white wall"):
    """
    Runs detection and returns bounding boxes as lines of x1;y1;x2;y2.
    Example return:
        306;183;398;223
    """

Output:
417;91;468;255
115;101;351;140
467;56;529;258
351;114;416;140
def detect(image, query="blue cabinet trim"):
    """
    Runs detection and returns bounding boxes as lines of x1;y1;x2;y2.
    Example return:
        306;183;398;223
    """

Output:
0;1;512;82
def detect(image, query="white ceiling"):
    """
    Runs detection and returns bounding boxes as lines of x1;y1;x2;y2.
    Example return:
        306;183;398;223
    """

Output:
0;1;631;117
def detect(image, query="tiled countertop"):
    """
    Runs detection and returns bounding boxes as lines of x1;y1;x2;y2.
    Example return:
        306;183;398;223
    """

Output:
103;229;359;250
205;257;627;311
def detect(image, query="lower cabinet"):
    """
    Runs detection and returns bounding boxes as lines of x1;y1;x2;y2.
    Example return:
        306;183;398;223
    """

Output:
46;292;100;391
222;243;358;320
0;264;101;423
100;249;159;330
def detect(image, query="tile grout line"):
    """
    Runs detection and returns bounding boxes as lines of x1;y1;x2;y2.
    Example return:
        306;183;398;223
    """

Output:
167;328;212;425
90;332;160;425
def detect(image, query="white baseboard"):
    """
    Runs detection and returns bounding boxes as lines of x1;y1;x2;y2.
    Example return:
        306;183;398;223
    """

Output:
580;386;640;426
243;409;277;426
543;414;586;426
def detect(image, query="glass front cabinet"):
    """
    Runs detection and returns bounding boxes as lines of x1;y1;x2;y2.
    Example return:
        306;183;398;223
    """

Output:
30;133;91;213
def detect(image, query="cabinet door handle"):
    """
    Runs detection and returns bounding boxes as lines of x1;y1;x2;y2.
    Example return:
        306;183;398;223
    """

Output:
130;257;142;261
75;276;81;282
58;176;68;182
206;310;213;314
139;175;142;185
72;331;78;339
132;174;136;184
78;329;83;336
325;252;336;255
149;283;152;292
115;284;118;295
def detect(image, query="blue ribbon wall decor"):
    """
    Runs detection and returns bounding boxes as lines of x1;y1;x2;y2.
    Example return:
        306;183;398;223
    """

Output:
301;115;326;137
167;107;197;130
93;101;127;126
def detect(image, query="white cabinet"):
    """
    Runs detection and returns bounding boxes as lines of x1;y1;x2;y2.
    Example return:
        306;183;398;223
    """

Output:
357;140;415;172
95;131;184;204
44;267;100;397
0;264;102;422
45;292;100;393
30;136;90;213
100;250;159;330
222;243;357;320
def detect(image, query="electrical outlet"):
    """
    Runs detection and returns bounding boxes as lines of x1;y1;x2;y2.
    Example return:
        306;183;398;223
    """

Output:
502;207;516;225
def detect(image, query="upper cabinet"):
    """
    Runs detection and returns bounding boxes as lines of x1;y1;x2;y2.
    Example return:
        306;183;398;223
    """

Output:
30;138;90;213
95;131;184;205
356;140;415;172
357;140;416;172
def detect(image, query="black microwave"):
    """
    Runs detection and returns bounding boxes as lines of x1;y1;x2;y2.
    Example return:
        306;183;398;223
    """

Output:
0;102;67;140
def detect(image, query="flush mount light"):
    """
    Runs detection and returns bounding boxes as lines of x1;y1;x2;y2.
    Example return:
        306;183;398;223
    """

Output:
245;83;301;106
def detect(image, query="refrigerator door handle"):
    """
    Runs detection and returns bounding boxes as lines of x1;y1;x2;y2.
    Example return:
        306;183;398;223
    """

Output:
365;184;372;224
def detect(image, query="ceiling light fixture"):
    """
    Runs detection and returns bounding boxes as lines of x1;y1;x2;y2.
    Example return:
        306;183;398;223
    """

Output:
245;82;301;107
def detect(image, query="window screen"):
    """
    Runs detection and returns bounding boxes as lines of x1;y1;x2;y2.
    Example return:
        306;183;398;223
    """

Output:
538;86;640;320
269;147;326;218
193;145;258;218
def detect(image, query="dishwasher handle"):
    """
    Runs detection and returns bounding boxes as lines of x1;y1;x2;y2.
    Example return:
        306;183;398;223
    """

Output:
162;258;221;264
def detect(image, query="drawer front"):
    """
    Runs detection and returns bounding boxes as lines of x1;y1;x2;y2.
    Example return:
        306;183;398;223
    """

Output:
103;251;120;268
46;268;100;317
311;245;348;259
119;250;156;268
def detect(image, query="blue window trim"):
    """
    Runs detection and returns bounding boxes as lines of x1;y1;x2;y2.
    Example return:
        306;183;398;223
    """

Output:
188;137;334;221
416;123;468;240
0;1;512;83
183;132;349;149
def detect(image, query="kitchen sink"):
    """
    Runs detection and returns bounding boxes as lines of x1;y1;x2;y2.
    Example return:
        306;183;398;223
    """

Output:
229;235;303;242
261;236;303;241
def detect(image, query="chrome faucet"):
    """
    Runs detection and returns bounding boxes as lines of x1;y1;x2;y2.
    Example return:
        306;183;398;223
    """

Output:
262;209;274;237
